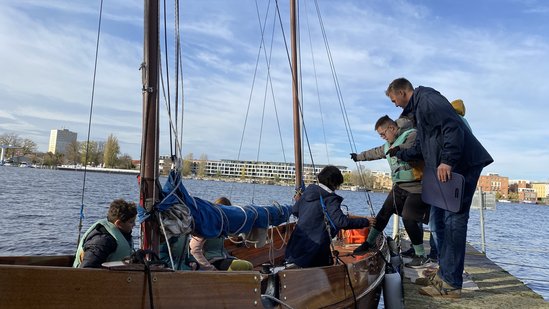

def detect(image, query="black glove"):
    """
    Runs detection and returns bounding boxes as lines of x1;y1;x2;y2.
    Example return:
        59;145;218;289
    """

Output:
385;146;400;157
350;153;358;161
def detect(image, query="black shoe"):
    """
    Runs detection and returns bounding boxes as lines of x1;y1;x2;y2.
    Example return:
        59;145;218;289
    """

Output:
401;247;415;257
353;242;372;255
404;255;429;268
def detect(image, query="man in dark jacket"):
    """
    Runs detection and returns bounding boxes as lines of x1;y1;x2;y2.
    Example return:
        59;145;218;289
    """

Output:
285;165;376;268
385;78;493;298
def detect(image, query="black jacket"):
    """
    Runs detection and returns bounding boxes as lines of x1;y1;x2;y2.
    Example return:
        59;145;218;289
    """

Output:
285;184;370;268
399;86;493;174
80;224;131;268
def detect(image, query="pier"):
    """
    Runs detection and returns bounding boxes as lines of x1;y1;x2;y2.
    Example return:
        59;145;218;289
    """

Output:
401;236;548;308
57;165;139;175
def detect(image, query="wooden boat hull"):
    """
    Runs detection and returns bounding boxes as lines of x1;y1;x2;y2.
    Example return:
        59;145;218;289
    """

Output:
0;225;387;308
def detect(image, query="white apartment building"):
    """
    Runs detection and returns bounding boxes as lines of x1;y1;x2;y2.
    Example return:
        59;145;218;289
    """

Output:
48;129;77;154
199;159;349;182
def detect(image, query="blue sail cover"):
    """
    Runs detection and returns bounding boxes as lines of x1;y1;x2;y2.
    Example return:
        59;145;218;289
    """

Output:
138;170;293;238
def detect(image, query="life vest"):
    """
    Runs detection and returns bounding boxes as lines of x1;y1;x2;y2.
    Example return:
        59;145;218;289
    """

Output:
159;234;194;270
384;128;423;183
73;219;133;268
202;237;230;261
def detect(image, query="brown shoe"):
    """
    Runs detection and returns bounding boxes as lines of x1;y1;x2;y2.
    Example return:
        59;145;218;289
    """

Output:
415;269;439;286
419;275;461;299
422;266;438;277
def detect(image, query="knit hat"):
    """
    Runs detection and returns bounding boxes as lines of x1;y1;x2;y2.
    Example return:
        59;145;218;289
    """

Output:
451;99;466;116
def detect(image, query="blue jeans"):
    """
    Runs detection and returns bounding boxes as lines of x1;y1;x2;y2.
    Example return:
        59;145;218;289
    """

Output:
430;166;483;288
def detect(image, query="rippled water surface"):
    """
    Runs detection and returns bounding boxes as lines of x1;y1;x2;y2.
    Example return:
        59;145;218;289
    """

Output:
0;166;547;301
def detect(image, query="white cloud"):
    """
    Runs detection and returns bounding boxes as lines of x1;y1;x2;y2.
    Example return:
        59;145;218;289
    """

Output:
0;0;547;181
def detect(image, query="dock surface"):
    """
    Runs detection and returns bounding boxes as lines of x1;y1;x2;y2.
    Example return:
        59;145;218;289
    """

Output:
402;240;548;308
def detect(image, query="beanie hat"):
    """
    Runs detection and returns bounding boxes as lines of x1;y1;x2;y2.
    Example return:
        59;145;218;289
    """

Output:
451;99;466;116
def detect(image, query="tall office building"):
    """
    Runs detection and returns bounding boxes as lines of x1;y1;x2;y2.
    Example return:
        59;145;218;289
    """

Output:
48;129;77;154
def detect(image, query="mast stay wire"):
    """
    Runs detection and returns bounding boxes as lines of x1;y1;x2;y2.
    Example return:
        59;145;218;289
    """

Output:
302;0;330;164
77;0;104;246
158;0;186;164
250;0;292;204
311;0;375;216
161;0;173;157
256;0;289;166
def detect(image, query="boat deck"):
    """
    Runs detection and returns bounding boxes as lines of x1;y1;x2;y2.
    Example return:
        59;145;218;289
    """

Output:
401;235;548;308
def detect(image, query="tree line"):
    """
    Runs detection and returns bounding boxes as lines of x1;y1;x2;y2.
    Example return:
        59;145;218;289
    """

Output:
0;132;134;169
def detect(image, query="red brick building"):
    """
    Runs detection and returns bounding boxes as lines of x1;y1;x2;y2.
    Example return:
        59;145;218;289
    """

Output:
477;173;509;198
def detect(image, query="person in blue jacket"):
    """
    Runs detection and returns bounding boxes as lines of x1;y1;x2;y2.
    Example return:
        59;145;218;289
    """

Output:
74;199;137;268
385;78;493;298
285;165;376;268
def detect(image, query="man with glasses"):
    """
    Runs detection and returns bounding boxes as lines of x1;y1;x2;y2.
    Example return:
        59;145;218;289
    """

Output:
351;115;430;268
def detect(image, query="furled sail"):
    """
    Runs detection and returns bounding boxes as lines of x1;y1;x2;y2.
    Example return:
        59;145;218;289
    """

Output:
138;170;293;238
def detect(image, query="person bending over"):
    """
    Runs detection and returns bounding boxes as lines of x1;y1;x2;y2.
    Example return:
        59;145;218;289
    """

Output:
285;165;376;268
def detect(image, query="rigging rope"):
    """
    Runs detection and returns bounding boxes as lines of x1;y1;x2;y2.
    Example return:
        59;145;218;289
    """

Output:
161;0;173;157
77;0;104;246
302;0;330;164
310;0;376;216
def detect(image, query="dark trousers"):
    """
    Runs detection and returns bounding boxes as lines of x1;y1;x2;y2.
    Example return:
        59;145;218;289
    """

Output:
431;166;483;288
374;185;430;246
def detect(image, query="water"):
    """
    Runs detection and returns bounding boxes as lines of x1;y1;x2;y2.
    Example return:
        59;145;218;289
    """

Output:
0;166;548;301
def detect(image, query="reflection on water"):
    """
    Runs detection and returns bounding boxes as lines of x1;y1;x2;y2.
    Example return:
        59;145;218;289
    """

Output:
0;166;547;300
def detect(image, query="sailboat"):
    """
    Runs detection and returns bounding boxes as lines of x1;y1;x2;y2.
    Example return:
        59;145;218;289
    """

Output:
0;1;388;308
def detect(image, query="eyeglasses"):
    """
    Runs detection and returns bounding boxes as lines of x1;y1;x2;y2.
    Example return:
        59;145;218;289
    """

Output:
378;126;394;138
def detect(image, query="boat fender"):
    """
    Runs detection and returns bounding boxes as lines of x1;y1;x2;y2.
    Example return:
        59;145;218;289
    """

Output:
383;264;404;309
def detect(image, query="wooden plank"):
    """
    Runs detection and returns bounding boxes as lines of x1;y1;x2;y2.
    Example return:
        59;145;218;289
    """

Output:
0;255;73;266
0;265;263;308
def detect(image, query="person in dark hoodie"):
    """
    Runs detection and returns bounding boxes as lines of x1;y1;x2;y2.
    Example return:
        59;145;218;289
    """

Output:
385;78;493;298
73;199;137;268
284;165;376;268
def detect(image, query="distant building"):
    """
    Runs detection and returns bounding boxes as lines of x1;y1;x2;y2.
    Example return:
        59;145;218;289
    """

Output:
175;159;349;183
531;183;549;201
477;173;509;198
371;171;392;191
518;187;537;203
48;129;77;154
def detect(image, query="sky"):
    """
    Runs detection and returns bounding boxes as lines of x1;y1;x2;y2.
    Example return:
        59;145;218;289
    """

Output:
0;0;548;181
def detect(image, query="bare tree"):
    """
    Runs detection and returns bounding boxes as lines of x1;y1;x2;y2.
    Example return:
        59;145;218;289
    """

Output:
80;141;102;166
182;153;194;176
0;132;21;158
350;169;374;188
197;153;208;178
117;154;134;169
65;140;81;166
20;138;37;155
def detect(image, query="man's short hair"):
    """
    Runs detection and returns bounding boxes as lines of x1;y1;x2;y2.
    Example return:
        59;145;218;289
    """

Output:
385;77;414;96
107;199;137;223
375;115;397;130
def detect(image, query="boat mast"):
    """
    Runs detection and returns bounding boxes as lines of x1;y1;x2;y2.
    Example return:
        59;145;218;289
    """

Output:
140;0;160;253
290;0;303;192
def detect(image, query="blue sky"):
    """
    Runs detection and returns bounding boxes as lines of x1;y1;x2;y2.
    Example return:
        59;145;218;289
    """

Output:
0;0;548;181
